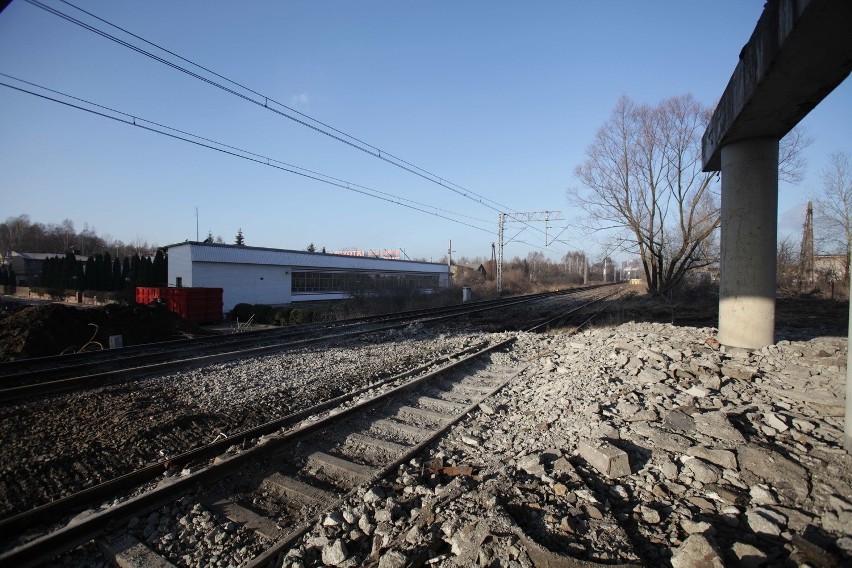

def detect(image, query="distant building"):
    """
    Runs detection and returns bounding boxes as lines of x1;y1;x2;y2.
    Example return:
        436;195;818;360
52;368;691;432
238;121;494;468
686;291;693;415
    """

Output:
4;251;87;286
166;242;450;312
814;254;846;278
330;248;401;260
450;264;488;282
621;258;643;280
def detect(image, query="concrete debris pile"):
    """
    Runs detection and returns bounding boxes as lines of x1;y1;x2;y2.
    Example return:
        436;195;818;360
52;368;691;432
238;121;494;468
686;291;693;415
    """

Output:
284;321;852;567
120;497;266;567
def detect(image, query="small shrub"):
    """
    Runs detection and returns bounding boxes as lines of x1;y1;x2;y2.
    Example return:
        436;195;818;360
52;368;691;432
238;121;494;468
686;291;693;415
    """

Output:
289;308;314;324
230;303;253;321
29;287;49;297
114;289;136;304
272;307;292;326
47;288;66;301
251;304;274;324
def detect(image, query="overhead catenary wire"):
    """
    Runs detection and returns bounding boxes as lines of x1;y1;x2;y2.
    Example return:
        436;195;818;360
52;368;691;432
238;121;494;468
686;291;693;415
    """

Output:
24;0;568;250
26;0;501;209
0;75;495;234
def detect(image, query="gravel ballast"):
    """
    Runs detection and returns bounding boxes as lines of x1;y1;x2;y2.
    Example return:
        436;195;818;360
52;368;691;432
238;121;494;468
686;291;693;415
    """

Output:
0;325;488;517
282;321;852;567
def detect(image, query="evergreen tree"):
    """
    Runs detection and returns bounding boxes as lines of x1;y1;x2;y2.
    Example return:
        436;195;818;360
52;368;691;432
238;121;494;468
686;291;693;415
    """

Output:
121;256;130;285
139;256;153;286
50;256;63;288
52;256;64;288
62;252;78;289
235;228;245;246
152;249;167;285
112;257;123;290
101;252;113;291
93;253;105;290
39;257;54;288
130;253;141;288
204;231;214;243
73;260;85;291
84;256;97;290
307;242;316;252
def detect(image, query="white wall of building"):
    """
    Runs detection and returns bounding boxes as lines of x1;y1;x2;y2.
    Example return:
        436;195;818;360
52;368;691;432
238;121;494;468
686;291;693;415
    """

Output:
166;242;449;312
167;245;194;288
192;262;292;310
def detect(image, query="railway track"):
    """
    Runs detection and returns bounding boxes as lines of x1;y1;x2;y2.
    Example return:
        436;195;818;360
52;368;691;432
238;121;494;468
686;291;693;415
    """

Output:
0;286;611;402
0;285;626;566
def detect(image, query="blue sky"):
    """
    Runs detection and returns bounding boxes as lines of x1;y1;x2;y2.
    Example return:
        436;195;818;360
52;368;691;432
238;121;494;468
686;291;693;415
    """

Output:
1;1;850;263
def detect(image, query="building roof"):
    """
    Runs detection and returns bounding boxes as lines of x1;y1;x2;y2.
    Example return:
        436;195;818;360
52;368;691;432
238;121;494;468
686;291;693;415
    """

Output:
8;251;88;262
166;242;448;273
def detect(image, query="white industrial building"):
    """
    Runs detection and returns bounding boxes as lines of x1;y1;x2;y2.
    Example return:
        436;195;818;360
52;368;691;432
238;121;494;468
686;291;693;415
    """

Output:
166;242;450;312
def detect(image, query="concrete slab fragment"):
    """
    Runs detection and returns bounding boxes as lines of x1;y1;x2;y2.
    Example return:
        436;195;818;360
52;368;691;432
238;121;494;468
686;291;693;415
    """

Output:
578;440;631;479
99;535;175;568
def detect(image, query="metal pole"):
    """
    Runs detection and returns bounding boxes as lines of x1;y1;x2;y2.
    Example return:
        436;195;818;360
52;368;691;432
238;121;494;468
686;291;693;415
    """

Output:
846;273;852;451
497;213;504;296
447;239;452;288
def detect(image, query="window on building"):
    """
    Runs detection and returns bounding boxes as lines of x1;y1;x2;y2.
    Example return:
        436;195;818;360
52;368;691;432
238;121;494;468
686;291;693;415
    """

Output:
291;271;440;293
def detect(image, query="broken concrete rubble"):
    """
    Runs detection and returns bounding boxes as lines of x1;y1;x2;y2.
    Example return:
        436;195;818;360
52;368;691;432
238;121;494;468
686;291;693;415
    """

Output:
578;439;631;479
283;321;851;567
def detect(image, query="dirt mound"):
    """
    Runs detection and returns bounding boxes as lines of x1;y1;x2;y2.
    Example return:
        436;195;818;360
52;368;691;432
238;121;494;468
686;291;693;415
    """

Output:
0;302;197;361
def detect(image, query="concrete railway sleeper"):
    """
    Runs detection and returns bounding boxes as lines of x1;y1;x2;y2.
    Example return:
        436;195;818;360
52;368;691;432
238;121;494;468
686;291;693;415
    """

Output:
0;336;521;566
0;286;611;401
0;288;625;566
0;339;491;528
0;287;621;524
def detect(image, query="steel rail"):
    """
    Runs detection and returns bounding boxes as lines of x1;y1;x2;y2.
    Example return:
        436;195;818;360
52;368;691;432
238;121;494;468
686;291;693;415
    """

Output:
0;288;593;384
250;286;625;567
525;287;625;332
0;338;518;567
0;287;603;402
0;288;576;379
0;286;618;566
0;341;487;537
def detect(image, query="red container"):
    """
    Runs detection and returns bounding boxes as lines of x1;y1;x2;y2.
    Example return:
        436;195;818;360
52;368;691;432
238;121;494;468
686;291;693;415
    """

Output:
135;287;160;305
135;287;223;324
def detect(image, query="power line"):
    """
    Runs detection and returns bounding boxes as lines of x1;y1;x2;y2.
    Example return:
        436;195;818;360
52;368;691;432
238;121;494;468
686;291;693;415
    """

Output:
24;0;567;249
26;0;504;210
0;74;494;234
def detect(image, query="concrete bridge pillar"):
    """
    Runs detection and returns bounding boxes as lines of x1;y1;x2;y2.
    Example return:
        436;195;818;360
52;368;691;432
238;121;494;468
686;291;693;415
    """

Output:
719;137;779;349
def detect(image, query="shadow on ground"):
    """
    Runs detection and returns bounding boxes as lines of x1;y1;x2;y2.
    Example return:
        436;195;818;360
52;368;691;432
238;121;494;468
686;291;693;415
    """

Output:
595;289;848;341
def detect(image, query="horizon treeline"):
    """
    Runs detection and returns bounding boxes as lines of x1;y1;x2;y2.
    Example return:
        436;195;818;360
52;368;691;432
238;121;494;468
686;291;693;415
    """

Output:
1;214;159;258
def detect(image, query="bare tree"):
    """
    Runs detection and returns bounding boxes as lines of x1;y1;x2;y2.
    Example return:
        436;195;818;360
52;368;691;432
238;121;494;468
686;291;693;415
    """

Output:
779;126;813;185
571;95;718;295
571;94;810;296
814;152;852;280
777;235;800;290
